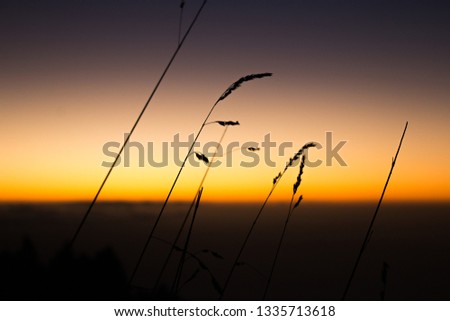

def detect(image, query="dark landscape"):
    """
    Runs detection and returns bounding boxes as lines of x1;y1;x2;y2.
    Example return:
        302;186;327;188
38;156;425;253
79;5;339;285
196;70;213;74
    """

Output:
1;201;449;300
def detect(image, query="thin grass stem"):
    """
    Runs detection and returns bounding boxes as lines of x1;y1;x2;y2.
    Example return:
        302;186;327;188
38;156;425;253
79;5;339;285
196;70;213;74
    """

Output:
342;121;408;299
220;142;315;299
172;187;204;294
262;199;294;300
152;126;229;294
264;153;306;299
71;0;208;249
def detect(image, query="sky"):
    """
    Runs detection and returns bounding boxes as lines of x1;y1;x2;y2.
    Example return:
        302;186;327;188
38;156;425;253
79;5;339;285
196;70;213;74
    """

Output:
1;0;450;203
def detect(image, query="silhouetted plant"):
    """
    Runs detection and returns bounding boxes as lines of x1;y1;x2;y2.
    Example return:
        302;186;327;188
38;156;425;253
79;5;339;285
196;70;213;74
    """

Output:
199;249;225;260
235;261;267;280
71;0;209;248
206;120;240;126
178;0;186;45
342;121;408;299
152;122;240;295
194;152;210;165
130;73;272;286
263;154;309;299
151;234;224;297
220;142;316;299
172;187;204;294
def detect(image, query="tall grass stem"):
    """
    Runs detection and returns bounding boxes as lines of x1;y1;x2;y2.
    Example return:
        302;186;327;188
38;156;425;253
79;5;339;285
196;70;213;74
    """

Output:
262;197;295;299
220;143;314;299
342;121;408;299
71;0;208;249
172;187;204;294
152;126;229;294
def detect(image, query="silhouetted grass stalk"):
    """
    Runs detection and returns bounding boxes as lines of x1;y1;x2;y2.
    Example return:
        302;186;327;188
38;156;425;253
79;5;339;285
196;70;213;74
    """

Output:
220;142;316;299
342;121;408;299
172;187;204;294
128;234;221;296
152;126;229;294
263;154;307;299
130;73;272;286
172;125;234;294
178;1;185;45
154;229;222;297
70;0;208;249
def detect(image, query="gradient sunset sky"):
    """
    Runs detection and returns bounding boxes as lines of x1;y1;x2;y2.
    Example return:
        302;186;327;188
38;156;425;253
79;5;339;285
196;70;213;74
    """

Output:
1;0;449;203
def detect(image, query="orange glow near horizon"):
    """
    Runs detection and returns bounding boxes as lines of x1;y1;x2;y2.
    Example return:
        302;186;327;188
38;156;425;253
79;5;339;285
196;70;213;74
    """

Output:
2;106;449;204
2;84;450;203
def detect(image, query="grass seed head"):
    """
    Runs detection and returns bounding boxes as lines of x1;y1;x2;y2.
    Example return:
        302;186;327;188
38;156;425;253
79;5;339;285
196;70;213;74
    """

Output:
293;155;306;195
287;142;317;169
293;195;303;209
273;172;282;185
216;120;240;126
217;73;273;103
194;152;209;164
